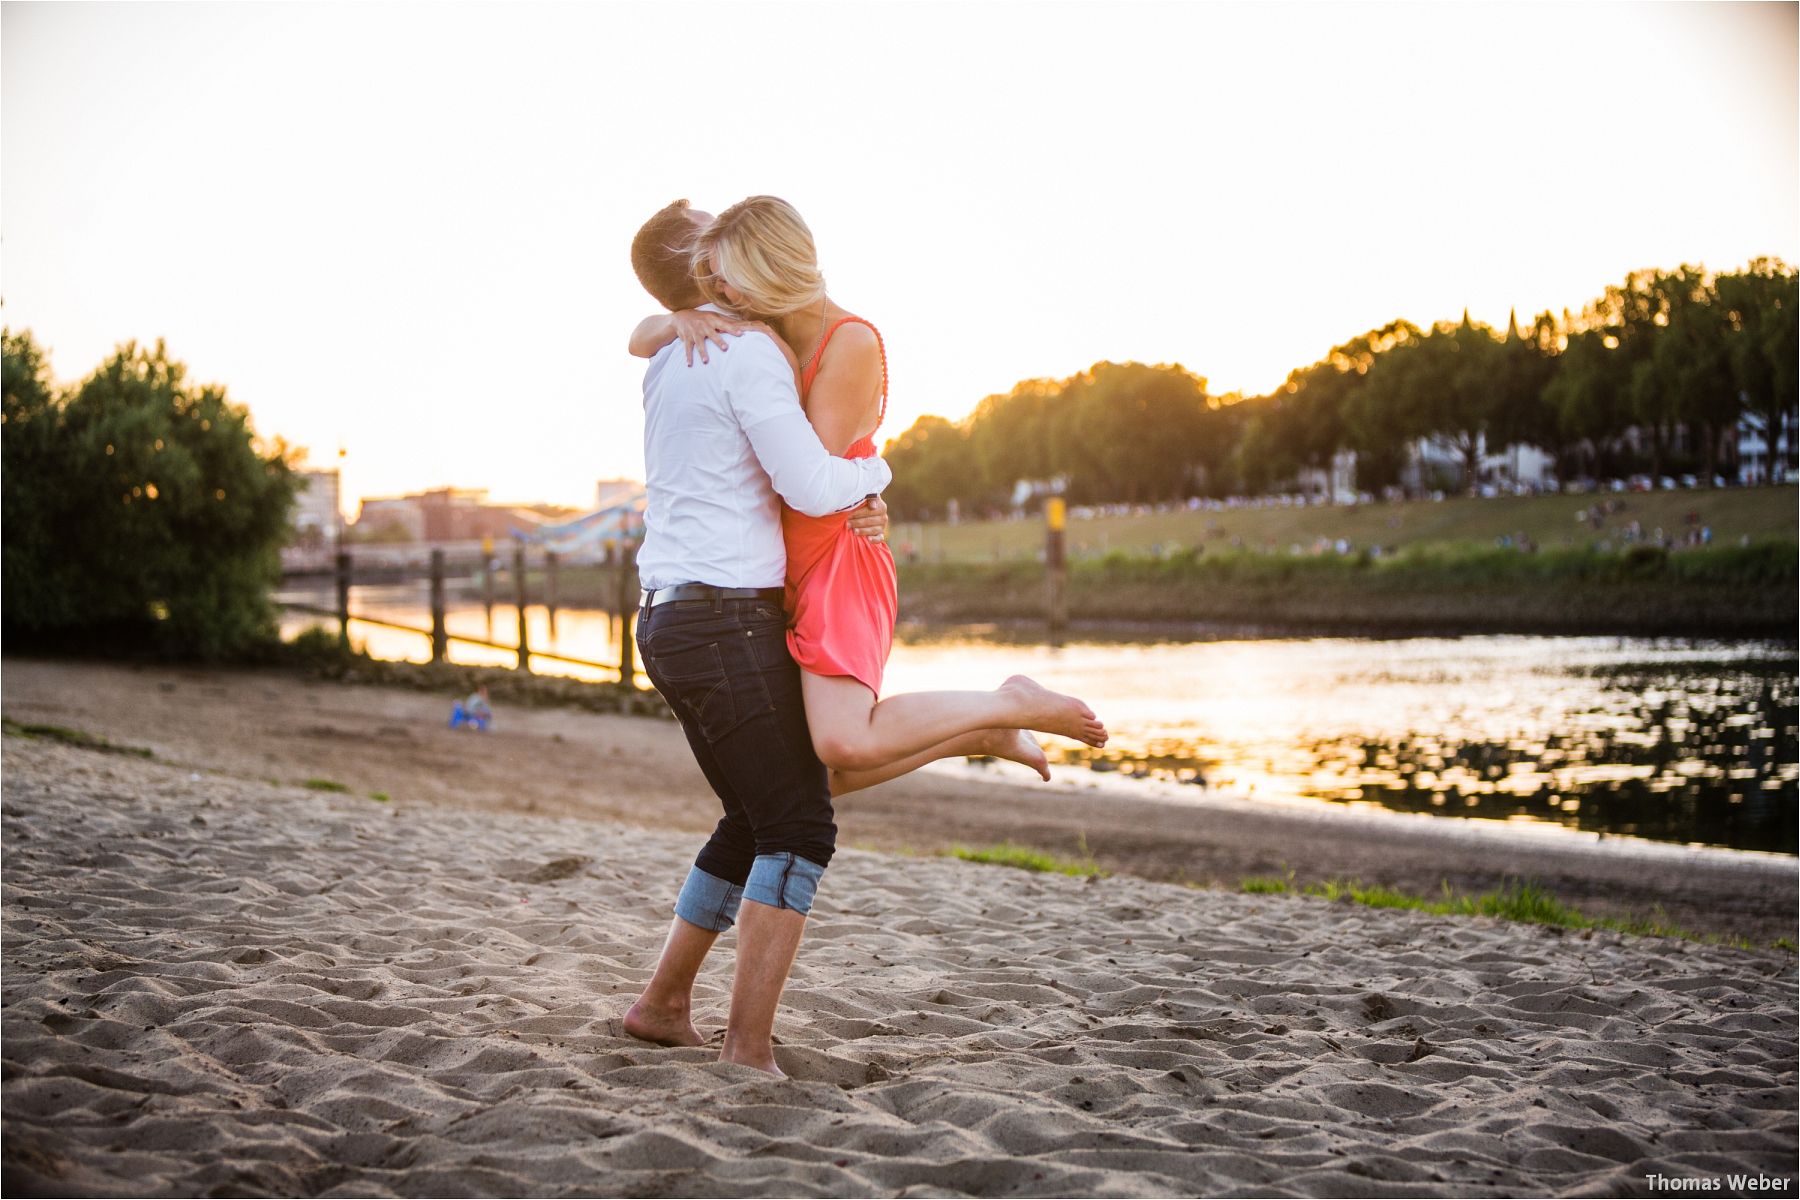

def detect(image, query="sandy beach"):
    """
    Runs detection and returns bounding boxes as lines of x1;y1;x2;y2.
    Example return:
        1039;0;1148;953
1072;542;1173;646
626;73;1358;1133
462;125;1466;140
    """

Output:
3;659;1797;1197
2;659;1793;944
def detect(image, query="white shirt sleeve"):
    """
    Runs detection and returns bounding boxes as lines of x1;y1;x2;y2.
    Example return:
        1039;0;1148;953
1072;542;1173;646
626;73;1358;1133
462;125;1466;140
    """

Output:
725;333;892;518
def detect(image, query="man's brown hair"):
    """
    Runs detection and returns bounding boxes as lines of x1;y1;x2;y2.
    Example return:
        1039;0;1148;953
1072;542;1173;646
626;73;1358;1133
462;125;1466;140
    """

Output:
631;199;705;311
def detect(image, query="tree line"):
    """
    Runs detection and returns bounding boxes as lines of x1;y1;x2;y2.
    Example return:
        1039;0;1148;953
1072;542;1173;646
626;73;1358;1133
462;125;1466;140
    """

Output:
881;260;1796;520
3;329;298;658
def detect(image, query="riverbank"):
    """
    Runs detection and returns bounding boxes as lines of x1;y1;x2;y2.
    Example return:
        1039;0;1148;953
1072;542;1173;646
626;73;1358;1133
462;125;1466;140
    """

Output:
891;542;1799;636
4;657;1793;944
900;484;1800;562
521;542;1796;638
3;701;1795;1197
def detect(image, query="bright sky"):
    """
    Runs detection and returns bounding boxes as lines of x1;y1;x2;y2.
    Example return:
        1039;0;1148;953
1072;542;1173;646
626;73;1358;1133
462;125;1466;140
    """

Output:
5;1;1795;514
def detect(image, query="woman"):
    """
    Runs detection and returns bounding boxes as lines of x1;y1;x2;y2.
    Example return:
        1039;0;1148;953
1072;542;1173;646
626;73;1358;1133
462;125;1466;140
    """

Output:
629;196;1104;796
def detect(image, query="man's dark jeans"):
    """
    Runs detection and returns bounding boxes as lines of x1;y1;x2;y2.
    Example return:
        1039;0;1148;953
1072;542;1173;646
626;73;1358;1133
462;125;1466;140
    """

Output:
637;596;836;886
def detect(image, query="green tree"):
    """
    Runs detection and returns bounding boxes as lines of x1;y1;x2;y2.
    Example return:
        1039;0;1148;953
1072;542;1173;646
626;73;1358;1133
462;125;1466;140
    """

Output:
1189;392;1248;498
1348;346;1421;489
1349;316;1502;492
1422;312;1507;491
1057;362;1211;503
1655;266;1741;484
1489;310;1561;478
1;334;299;658
2;330;65;625
1231;402;1302;496
1545;325;1628;480
1618;271;1684;478
823;259;1788;507
1715;258;1798;482
964;377;1061;507
881;414;979;519
1574;267;1690;479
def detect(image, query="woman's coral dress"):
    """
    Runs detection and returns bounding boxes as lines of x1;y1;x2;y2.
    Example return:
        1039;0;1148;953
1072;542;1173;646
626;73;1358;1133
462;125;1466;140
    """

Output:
782;316;898;695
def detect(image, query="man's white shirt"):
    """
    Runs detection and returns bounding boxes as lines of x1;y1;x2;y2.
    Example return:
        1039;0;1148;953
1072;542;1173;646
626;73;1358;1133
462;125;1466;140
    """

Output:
636;318;892;592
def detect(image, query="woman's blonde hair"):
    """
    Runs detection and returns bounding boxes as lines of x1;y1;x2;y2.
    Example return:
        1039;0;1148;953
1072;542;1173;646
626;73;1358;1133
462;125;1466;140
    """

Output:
691;195;826;319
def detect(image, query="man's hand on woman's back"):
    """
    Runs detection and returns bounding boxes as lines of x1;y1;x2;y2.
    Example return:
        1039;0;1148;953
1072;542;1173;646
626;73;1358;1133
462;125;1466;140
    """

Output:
847;495;889;543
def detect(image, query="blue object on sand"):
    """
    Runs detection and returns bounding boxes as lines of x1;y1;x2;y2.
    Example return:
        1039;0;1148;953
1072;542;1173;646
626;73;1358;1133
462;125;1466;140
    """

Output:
448;702;490;732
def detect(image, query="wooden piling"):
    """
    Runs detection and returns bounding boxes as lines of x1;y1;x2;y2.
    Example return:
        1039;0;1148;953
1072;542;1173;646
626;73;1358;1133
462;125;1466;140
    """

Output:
335;551;352;650
1045;497;1067;646
617;544;638;688
429;549;447;664
481;535;495;636
513;544;531;673
545;550;560;640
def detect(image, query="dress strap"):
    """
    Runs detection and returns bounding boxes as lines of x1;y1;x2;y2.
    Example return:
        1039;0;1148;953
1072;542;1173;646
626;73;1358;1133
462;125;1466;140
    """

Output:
801;316;888;436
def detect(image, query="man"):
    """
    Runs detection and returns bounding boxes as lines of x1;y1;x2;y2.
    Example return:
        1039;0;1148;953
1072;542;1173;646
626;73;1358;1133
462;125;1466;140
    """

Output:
621;199;891;1075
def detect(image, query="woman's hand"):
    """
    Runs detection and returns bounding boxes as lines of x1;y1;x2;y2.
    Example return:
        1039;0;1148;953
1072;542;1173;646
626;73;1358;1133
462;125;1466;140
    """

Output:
671;309;758;366
627;309;761;364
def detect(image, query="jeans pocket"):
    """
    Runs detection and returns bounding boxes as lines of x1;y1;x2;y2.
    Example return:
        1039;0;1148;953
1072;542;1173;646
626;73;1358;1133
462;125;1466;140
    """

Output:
649;640;737;743
744;600;787;625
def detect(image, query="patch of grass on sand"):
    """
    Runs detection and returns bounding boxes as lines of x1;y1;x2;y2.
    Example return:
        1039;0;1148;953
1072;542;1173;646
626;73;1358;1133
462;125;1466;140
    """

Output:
301;778;350;793
1240;874;1777;950
1;717;153;758
369;791;391;803
951;841;1106;878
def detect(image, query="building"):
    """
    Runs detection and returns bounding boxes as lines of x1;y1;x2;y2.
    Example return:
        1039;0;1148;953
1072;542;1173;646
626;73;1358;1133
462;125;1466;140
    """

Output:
290;470;343;547
351;487;582;544
1401;436;1556;495
1298;437;1555;503
1294;451;1362;505
353;495;427;541
594;477;642;511
1737;410;1796;485
415;487;494;541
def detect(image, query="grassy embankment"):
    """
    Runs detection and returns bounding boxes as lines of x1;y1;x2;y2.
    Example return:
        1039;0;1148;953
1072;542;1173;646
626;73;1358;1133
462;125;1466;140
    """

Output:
889;486;1797;636
533;487;1797;636
896;539;1796;636
894;484;1800;563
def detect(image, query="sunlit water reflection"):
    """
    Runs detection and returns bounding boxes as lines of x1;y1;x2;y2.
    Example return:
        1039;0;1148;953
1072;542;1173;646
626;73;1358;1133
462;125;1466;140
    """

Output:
282;587;1797;854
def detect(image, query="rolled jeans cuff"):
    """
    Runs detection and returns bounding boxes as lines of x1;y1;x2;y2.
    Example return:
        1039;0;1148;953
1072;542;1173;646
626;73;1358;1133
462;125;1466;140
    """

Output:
743;852;826;916
673;865;744;933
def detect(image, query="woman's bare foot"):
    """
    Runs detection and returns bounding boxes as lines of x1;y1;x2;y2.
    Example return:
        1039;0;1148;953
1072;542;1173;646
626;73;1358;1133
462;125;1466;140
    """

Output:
623;999;704;1047
1000;675;1108;747
974;728;1051;781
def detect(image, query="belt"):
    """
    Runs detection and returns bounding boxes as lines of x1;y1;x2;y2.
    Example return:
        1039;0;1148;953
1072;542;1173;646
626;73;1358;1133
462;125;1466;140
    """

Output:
641;584;785;608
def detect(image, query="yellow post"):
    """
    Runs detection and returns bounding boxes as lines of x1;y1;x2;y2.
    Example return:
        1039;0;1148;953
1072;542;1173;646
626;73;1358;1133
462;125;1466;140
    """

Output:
1045;497;1067;644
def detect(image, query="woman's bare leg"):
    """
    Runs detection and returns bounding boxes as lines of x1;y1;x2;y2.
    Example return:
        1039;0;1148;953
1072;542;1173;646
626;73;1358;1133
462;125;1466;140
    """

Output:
801;672;1104;775
829;727;1050;797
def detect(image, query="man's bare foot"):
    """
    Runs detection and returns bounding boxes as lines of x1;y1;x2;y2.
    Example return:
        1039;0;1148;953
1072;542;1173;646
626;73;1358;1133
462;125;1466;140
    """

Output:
623;999;704;1047
718;1045;784;1076
975;728;1051;781
1000;675;1108;747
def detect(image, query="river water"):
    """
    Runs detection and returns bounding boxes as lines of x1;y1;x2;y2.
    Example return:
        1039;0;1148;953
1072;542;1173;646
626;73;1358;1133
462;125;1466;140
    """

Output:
281;587;1797;856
